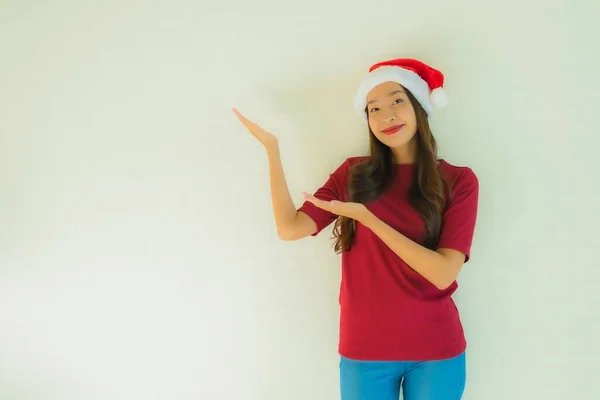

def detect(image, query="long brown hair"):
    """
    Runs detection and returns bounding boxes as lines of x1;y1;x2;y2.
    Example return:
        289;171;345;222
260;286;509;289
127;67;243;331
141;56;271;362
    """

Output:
332;88;450;253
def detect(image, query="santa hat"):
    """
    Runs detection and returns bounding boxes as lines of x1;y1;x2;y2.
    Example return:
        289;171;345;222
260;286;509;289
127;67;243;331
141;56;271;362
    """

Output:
353;58;448;121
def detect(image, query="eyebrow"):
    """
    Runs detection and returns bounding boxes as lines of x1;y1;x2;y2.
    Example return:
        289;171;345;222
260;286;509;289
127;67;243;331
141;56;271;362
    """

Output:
366;90;406;105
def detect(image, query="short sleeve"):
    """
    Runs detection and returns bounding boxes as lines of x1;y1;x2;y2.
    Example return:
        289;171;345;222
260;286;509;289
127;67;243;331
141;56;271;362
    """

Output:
436;167;480;262
297;159;350;237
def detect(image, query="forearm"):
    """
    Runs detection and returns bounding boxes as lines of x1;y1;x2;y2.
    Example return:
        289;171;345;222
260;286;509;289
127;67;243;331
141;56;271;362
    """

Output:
362;213;454;289
266;145;299;237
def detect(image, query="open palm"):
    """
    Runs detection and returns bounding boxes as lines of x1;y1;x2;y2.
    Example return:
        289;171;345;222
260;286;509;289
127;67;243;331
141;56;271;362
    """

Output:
232;108;278;149
303;192;371;223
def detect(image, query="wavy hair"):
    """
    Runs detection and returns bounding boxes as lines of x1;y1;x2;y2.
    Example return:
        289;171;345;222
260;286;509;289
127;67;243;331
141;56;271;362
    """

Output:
332;88;450;253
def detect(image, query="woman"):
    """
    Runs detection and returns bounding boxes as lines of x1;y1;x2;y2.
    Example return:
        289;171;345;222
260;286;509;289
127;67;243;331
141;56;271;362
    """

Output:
233;58;479;400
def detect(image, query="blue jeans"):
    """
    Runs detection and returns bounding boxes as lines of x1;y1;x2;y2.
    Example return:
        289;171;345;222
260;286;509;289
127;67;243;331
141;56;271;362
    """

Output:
339;351;466;400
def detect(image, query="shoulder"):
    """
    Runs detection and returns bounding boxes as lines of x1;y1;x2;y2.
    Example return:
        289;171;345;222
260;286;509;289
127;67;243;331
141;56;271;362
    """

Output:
330;156;367;177
346;155;368;167
438;159;479;191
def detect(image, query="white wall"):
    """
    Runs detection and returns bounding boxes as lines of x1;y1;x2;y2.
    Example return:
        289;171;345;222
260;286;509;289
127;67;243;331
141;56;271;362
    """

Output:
1;1;598;399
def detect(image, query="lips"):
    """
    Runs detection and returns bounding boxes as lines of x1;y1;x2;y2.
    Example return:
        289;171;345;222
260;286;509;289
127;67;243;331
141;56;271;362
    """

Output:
382;124;405;135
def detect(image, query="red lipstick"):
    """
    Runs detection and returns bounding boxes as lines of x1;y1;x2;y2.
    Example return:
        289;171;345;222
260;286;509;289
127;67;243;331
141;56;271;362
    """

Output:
382;124;404;135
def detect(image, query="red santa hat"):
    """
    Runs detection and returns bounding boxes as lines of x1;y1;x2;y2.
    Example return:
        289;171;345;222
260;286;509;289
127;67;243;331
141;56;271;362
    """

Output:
353;58;448;122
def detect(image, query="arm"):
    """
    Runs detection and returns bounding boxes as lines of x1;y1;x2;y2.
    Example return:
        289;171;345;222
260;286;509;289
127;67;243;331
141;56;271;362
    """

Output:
362;168;479;289
266;144;317;241
232;108;316;241
362;215;466;290
303;167;479;289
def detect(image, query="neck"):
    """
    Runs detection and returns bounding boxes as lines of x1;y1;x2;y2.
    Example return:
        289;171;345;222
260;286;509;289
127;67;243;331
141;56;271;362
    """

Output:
392;137;418;164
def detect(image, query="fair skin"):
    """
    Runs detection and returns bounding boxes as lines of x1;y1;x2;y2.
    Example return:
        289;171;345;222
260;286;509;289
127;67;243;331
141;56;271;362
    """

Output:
366;81;419;164
232;82;466;289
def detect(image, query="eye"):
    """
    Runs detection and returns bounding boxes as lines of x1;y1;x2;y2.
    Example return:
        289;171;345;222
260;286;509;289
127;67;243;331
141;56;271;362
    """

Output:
369;98;403;113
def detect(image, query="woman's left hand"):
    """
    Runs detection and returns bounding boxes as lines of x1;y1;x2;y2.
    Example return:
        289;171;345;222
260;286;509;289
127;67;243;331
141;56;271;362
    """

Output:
303;192;372;224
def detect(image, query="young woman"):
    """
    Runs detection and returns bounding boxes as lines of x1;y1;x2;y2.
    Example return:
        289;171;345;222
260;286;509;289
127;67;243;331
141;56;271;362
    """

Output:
233;58;479;400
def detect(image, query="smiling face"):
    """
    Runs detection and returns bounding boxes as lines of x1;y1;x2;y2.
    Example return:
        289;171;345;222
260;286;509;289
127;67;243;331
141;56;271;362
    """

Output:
366;81;419;152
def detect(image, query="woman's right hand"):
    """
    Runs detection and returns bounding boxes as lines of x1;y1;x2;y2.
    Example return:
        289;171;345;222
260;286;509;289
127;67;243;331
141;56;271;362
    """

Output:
232;108;278;150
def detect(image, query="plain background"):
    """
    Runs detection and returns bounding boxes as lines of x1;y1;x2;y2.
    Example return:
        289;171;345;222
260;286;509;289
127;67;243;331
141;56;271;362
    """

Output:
1;0;599;399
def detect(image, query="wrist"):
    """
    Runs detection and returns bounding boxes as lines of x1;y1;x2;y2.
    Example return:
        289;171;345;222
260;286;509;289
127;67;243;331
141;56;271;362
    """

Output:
359;208;377;227
265;141;280;155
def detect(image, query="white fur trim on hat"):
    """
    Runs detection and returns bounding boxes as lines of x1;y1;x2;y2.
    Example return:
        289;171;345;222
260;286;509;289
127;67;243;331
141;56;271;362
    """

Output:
354;66;435;122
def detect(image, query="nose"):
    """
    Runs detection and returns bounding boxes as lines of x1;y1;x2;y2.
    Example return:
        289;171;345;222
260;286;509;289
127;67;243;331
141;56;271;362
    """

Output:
381;113;396;123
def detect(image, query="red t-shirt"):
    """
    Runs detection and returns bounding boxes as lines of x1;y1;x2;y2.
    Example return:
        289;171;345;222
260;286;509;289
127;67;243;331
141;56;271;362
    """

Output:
298;157;479;361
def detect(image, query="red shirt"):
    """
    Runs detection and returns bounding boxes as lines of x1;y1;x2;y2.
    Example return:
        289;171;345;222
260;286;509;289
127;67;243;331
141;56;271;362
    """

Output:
298;157;479;361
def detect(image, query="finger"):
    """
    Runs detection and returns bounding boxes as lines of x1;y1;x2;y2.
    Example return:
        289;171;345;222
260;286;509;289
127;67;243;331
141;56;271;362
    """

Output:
232;108;248;123
303;192;331;211
232;108;252;124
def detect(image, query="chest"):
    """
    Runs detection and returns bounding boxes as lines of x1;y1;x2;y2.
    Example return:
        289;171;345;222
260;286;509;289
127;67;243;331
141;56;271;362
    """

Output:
362;183;426;244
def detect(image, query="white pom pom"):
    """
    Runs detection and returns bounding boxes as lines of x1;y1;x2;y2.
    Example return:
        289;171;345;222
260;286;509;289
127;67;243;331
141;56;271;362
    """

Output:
430;87;448;108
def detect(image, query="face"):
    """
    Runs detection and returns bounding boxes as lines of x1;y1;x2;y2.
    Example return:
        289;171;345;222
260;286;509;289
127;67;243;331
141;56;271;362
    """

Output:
366;81;418;149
